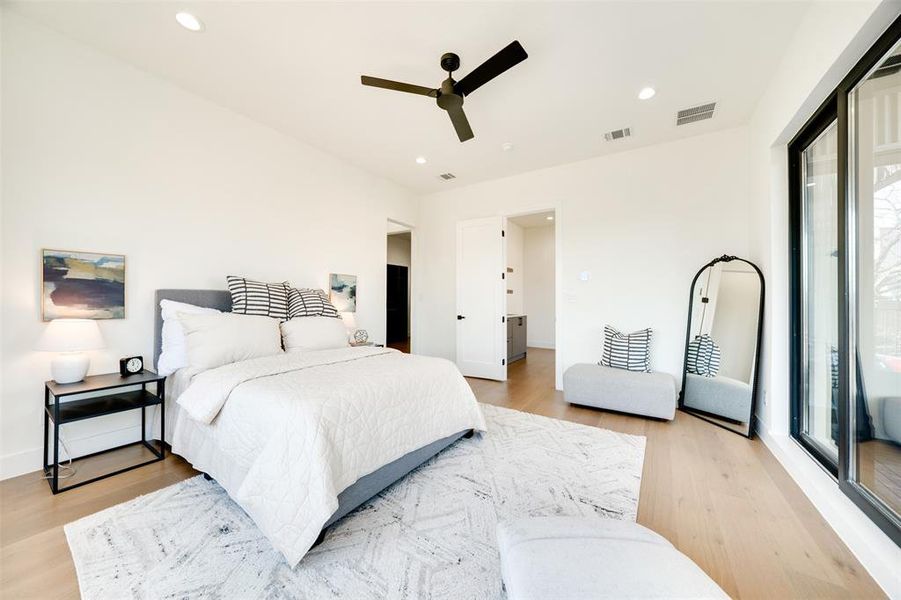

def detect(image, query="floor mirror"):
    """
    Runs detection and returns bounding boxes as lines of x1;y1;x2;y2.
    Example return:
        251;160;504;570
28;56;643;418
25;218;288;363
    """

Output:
679;254;765;437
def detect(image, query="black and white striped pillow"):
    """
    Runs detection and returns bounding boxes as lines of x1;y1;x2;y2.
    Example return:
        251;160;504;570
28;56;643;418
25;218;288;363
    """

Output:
599;325;652;372
830;345;839;390
226;276;290;320
288;287;340;318
686;334;721;377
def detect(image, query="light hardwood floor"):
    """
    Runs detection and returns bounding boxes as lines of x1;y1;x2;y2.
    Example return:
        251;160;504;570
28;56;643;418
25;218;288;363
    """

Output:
0;348;887;599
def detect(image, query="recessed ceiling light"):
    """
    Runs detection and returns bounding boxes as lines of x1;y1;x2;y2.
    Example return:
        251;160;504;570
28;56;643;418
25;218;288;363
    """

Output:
638;87;656;100
175;12;204;32
546;216;554;221
415;156;427;165
502;142;514;152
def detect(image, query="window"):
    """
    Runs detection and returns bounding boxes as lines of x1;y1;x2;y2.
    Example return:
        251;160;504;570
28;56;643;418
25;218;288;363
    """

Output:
790;17;901;545
799;120;840;467
848;44;901;522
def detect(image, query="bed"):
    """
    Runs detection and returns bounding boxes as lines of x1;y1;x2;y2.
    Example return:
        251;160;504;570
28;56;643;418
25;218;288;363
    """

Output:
152;289;486;566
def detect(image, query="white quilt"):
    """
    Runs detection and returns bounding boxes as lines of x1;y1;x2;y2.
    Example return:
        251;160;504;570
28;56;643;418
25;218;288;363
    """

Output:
172;347;486;567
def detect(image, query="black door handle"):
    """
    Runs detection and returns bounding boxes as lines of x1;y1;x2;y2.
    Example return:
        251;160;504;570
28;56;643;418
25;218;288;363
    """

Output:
457;315;466;320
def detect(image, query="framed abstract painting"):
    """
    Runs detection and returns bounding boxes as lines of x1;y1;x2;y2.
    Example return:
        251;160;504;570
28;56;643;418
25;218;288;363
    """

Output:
42;249;126;320
329;273;357;313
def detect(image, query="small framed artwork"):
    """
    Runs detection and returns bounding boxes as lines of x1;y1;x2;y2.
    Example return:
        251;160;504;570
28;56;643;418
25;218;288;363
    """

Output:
329;273;357;313
42;249;126;320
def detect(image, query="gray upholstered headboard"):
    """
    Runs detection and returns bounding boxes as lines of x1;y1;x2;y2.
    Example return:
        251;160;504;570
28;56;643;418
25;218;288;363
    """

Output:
153;289;232;370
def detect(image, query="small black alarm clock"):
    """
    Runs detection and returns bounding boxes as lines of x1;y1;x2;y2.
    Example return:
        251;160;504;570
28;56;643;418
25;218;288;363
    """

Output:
119;355;144;377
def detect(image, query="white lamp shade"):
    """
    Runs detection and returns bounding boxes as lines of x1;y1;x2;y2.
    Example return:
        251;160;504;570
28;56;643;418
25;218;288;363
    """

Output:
36;319;105;352
341;312;357;330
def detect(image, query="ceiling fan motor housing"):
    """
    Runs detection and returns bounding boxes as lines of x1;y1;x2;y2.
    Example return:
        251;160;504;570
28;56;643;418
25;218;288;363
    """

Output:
440;52;461;73
437;79;463;110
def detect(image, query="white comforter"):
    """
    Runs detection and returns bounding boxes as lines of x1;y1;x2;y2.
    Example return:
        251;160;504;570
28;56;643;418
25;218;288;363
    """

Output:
172;347;486;567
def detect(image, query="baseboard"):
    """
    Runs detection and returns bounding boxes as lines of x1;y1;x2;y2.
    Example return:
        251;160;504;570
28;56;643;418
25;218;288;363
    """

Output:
0;448;43;481
527;341;555;350
0;424;144;481
758;429;901;598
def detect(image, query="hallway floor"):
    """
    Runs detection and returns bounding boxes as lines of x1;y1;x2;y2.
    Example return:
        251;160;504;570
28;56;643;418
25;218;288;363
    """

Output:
387;337;410;353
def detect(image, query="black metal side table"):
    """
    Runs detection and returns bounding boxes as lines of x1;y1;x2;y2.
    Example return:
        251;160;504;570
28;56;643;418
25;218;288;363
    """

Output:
43;370;166;493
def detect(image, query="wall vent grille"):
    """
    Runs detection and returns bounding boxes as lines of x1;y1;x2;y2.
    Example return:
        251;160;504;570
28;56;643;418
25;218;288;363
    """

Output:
438;172;456;181
603;127;631;141
676;102;716;126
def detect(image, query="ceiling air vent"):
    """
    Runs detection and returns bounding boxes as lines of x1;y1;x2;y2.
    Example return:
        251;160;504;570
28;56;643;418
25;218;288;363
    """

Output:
438;172;457;181
603;127;631;142
676;102;716;126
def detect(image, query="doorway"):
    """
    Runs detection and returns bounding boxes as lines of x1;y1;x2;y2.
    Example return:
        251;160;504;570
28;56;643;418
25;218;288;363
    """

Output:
387;225;411;353
506;210;557;384
455;209;558;386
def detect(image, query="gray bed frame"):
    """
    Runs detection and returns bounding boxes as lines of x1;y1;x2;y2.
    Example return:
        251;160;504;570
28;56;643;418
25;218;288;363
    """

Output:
153;289;471;538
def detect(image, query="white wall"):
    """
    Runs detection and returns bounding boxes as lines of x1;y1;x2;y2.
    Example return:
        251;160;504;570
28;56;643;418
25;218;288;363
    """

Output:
523;225;555;348
415;126;751;387
0;13;417;479
505;222;524;315
745;1;901;595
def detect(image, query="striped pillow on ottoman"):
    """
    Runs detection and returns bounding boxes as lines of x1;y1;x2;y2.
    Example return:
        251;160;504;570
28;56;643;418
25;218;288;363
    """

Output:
287;287;340;318
226;276;291;320
686;334;721;377
599;325;652;372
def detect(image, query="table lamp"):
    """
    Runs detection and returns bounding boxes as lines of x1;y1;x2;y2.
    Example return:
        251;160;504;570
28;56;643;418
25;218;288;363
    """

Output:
341;312;368;344
341;312;357;332
36;319;105;384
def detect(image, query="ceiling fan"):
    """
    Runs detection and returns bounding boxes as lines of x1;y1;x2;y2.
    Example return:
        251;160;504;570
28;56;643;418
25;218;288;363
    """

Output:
361;40;528;143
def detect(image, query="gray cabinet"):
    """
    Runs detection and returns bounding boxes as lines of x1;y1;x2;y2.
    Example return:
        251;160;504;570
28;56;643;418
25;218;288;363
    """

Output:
507;315;527;363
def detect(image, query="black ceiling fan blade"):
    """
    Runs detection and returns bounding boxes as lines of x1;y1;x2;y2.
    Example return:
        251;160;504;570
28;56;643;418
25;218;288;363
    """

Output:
361;75;438;97
448;106;474;142
454;40;528;97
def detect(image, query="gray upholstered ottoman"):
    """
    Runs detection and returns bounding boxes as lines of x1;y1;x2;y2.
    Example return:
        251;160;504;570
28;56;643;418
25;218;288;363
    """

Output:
683;373;751;422
497;517;728;600
564;363;676;420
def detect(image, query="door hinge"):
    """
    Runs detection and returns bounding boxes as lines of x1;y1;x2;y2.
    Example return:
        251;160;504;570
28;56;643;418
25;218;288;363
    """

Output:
502;272;505;280
502;358;506;366
501;316;506;323
502;230;505;237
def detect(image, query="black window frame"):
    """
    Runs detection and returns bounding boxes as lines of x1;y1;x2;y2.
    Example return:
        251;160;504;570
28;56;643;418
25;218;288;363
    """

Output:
789;14;901;546
788;95;839;476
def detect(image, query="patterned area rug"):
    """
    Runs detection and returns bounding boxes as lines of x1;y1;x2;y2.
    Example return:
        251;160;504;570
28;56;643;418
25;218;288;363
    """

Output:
65;404;645;599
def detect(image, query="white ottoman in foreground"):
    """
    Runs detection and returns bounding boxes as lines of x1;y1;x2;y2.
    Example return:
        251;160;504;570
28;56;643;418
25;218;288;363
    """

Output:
564;363;676;420
497;517;728;600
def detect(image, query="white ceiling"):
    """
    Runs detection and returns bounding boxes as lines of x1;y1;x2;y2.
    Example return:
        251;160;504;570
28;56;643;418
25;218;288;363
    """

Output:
9;1;811;193
510;211;555;229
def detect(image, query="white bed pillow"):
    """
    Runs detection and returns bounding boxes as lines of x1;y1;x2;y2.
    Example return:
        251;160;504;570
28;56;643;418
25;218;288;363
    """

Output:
281;316;349;352
158;299;221;376
179;312;283;371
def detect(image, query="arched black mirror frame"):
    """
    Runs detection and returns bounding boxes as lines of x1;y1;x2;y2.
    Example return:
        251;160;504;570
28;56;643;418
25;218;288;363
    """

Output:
678;254;765;438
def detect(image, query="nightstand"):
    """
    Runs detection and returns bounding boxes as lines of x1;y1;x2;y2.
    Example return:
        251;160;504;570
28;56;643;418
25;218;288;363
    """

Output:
43;370;166;494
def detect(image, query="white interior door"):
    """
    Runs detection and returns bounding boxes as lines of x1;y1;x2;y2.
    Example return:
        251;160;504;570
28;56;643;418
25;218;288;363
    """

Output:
456;216;507;380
